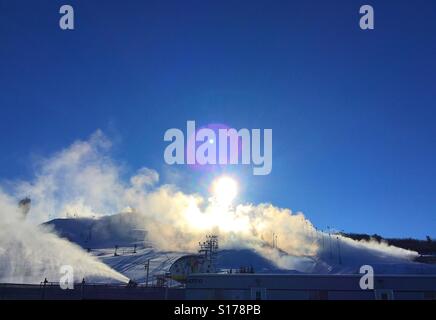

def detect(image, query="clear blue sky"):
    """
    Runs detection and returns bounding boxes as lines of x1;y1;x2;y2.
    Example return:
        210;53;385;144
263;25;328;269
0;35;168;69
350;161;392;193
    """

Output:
1;0;435;238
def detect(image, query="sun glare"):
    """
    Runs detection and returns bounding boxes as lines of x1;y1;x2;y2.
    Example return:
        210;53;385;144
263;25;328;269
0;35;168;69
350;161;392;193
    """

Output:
211;176;238;206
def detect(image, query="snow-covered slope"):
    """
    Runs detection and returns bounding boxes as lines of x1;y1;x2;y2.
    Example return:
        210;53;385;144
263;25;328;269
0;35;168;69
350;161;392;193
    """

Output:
43;212;436;284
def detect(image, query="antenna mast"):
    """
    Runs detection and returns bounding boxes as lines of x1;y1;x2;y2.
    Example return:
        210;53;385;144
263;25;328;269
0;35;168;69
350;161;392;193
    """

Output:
198;235;218;269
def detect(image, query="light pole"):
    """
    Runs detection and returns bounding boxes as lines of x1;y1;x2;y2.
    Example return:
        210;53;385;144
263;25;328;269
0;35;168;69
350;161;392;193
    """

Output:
145;259;150;287
337;236;342;265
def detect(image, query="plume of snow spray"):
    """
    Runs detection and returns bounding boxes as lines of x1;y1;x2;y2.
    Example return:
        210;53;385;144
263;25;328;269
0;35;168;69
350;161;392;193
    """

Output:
0;191;128;284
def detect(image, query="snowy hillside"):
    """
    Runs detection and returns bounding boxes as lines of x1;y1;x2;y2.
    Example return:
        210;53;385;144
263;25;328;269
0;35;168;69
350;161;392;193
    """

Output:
43;212;436;284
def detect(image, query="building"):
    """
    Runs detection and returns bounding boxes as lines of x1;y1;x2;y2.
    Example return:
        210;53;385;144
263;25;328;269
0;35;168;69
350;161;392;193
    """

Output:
185;273;436;300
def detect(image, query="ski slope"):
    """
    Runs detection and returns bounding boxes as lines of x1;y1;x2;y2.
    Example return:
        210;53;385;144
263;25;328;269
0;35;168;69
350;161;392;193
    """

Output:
43;212;436;284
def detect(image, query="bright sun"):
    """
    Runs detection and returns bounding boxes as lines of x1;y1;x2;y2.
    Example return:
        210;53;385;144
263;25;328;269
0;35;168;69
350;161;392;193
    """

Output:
211;176;238;206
